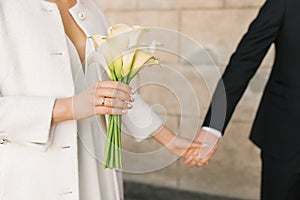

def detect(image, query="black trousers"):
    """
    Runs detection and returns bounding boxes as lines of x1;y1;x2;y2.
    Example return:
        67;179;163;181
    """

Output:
261;151;300;200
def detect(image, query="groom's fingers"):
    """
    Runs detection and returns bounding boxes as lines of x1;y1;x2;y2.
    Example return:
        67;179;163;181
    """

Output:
201;145;218;163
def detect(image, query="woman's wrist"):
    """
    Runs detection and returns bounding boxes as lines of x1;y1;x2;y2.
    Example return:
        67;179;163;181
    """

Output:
152;126;176;146
52;97;73;123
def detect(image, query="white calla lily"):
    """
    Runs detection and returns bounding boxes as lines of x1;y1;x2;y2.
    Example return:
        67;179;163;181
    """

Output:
109;24;132;37
121;50;136;77
129;50;157;79
89;34;106;48
87;51;114;80
113;55;123;80
129;26;148;48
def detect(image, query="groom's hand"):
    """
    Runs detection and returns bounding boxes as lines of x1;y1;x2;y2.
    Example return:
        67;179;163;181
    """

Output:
153;126;202;157
184;129;220;168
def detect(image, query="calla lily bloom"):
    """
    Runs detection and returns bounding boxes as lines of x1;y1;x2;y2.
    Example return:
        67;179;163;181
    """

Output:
88;24;159;169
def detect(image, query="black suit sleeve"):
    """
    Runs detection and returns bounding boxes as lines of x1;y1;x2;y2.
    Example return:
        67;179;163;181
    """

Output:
202;0;285;134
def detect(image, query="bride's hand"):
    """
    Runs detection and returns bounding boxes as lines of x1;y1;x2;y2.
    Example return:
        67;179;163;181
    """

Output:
184;129;220;168
153;126;202;157
166;136;203;157
52;81;134;123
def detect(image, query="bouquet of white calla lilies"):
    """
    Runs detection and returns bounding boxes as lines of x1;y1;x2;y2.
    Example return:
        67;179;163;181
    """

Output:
88;24;159;169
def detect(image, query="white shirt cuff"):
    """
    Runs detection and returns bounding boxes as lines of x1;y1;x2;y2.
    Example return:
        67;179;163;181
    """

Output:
202;127;222;138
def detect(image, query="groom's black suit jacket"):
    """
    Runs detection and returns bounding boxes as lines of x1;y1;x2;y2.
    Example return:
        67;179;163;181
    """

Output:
203;0;300;159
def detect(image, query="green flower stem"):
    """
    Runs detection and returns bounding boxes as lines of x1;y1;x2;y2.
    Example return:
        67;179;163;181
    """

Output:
117;115;122;168
113;116;118;168
103;115;114;168
111;126;115;168
103;76;132;169
104;114;123;169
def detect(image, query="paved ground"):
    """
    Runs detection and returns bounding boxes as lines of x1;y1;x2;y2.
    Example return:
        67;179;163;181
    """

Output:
124;182;245;200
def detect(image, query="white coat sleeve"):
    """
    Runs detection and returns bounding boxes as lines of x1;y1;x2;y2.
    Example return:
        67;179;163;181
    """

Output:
0;14;56;151
121;94;163;142
0;95;57;150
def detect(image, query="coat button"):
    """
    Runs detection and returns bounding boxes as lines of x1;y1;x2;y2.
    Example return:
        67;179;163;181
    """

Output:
41;8;53;13
50;50;64;56
0;138;8;145
78;12;86;20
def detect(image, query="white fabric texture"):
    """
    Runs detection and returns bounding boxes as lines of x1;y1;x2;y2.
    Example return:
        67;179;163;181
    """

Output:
0;0;163;199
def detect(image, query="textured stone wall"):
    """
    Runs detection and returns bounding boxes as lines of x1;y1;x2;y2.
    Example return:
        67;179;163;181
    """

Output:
99;0;273;199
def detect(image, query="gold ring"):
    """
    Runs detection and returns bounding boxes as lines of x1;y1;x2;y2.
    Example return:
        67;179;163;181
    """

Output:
100;98;105;106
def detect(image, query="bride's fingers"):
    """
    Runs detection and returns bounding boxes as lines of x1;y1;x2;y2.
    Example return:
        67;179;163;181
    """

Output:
189;157;201;168
184;153;195;165
96;98;132;109
184;150;198;165
182;149;193;158
97;81;133;95
184;149;195;159
184;150;208;168
194;160;207;168
97;88;132;102
196;161;204;167
94;106;127;115
190;152;207;168
189;142;202;149
181;143;202;158
181;149;191;158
